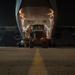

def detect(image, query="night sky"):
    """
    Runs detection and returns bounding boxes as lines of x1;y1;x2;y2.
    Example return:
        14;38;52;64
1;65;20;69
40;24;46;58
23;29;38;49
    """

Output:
0;0;16;26
56;0;75;26
0;0;75;26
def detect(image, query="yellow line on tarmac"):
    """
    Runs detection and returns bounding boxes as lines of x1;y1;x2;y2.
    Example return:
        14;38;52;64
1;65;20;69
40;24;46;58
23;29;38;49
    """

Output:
27;48;48;75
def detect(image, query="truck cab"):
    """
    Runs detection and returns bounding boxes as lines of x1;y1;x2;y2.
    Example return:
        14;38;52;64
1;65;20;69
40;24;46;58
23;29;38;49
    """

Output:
29;24;48;48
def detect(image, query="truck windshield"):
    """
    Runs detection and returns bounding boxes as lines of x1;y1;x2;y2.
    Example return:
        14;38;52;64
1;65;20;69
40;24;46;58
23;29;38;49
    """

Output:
34;31;45;39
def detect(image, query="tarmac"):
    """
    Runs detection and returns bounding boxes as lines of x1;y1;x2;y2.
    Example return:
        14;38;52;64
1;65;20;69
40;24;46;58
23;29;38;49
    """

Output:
0;47;75;75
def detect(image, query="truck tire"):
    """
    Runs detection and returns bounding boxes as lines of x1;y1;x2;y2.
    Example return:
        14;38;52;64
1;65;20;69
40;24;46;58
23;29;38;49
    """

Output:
42;42;48;48
29;40;33;48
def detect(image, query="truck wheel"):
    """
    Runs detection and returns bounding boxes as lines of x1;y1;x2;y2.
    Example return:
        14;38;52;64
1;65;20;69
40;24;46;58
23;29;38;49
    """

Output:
42;42;48;48
29;40;33;48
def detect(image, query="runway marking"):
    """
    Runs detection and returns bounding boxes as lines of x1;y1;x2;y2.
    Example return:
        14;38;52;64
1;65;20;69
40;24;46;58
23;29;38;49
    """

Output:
27;48;48;75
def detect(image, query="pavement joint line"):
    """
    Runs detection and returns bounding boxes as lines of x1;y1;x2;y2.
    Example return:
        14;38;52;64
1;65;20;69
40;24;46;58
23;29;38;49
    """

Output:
27;48;49;75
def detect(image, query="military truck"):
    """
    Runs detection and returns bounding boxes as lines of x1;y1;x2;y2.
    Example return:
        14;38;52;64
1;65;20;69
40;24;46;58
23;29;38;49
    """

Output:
25;24;49;48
